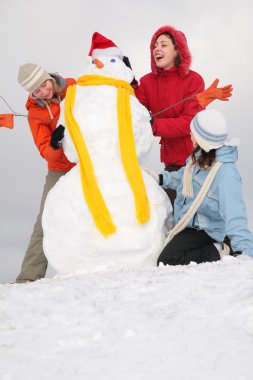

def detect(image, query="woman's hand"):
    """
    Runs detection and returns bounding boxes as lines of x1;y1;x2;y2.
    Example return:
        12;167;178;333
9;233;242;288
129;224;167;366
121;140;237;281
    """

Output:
50;125;65;149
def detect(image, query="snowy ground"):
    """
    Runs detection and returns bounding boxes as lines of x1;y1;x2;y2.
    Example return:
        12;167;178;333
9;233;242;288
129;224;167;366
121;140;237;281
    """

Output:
1;256;253;380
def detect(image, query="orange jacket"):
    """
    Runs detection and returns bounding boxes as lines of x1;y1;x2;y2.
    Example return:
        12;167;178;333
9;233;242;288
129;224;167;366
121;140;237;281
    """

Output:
25;75;76;172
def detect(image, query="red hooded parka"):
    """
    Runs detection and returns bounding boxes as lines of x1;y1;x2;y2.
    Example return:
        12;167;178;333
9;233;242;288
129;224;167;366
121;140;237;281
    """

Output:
135;25;204;166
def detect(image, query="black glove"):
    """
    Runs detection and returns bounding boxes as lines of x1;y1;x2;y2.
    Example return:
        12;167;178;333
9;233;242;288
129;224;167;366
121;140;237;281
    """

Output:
149;111;154;126
123;56;132;69
123;56;138;86
50;125;65;149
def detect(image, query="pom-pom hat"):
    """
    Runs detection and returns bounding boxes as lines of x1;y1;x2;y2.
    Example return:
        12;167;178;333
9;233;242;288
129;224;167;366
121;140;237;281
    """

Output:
18;63;52;95
89;32;123;60
190;109;229;152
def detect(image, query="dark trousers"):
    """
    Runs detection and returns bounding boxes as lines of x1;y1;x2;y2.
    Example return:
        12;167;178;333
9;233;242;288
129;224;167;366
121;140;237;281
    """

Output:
157;228;221;266
164;165;183;207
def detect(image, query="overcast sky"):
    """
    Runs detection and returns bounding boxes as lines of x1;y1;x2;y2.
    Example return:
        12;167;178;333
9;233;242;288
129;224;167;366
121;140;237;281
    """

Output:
0;0;252;283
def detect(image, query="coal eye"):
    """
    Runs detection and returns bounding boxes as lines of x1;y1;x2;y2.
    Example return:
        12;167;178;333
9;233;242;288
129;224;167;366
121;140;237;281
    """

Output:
110;58;116;63
92;60;94;64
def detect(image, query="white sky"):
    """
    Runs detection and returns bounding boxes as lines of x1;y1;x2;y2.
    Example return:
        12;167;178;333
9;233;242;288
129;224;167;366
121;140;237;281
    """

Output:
0;0;253;283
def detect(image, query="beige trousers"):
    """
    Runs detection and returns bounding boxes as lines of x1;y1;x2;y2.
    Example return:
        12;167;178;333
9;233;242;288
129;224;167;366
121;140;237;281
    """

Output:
16;170;67;283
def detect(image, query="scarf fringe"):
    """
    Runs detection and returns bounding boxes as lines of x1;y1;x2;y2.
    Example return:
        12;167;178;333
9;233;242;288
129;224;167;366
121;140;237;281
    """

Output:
136;199;151;224
182;163;195;198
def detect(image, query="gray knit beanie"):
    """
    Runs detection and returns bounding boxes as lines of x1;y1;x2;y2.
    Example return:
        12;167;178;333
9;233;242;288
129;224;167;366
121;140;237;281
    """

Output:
18;63;52;94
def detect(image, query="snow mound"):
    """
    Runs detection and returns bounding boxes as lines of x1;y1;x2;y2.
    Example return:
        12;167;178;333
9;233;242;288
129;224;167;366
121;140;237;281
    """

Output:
1;256;253;380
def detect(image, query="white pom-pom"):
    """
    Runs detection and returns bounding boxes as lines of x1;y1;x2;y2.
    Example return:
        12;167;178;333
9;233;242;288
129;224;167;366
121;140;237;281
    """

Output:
224;137;240;147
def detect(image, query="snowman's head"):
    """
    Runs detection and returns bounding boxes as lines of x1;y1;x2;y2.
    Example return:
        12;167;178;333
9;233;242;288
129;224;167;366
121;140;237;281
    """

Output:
83;55;134;83
83;32;135;83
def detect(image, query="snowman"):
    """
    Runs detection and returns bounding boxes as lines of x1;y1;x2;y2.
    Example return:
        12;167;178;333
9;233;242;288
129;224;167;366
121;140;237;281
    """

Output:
42;32;173;273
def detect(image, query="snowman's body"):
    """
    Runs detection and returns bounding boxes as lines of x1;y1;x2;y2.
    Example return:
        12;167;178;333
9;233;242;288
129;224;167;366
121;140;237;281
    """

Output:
42;56;173;273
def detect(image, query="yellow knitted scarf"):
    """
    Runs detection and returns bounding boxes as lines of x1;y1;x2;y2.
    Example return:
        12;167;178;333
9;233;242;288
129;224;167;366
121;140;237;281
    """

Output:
64;74;150;237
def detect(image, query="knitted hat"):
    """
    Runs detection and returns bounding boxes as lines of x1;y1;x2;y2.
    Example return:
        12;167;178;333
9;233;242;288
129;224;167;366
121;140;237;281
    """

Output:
190;109;229;152
88;32;123;60
18;63;52;94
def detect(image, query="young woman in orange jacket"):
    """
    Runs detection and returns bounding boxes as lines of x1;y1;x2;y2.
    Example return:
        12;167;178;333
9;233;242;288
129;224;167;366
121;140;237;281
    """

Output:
16;63;76;283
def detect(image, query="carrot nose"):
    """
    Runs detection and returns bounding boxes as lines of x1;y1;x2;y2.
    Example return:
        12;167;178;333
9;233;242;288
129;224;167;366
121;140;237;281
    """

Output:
93;58;104;69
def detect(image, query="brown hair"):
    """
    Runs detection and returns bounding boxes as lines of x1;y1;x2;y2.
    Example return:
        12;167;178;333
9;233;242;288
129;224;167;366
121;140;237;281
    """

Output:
191;146;216;168
51;79;63;101
157;32;182;66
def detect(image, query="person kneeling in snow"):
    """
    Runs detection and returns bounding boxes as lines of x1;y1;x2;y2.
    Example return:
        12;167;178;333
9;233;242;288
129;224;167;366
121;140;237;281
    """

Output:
151;108;253;266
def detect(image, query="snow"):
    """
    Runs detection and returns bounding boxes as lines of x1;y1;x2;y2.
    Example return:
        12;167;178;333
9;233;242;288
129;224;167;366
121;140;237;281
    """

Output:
1;255;253;380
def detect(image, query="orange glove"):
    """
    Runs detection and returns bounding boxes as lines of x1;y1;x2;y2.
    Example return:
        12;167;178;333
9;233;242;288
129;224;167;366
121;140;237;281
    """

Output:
196;79;233;107
0;114;14;129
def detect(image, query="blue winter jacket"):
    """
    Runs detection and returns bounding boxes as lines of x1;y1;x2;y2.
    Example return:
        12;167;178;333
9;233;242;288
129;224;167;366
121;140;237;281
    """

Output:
161;146;253;257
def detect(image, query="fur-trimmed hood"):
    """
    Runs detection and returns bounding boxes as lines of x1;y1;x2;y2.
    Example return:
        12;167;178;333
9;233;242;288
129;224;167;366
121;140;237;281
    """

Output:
150;25;192;78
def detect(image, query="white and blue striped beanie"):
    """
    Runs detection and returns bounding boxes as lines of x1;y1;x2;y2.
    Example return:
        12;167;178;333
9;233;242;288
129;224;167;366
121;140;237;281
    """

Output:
190;109;229;152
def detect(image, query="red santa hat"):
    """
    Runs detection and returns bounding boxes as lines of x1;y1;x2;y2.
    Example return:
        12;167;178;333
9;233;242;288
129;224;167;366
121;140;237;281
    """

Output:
89;32;123;60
